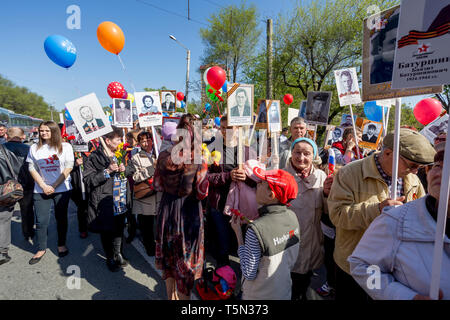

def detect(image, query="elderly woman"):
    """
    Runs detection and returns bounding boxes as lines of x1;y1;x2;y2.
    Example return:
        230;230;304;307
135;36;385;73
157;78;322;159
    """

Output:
348;142;450;300
129;131;159;256
284;137;331;300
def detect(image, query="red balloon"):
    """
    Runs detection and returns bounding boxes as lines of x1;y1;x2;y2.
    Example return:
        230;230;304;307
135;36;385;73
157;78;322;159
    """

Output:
206;66;226;91
413;98;442;125
176;92;184;101
283;94;294;105
107;82;125;99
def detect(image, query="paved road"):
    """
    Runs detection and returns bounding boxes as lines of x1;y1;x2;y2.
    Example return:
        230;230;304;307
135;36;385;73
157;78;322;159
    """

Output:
0;200;330;300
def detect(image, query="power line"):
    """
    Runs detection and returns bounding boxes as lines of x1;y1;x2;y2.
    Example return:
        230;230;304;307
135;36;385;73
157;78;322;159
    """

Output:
135;0;209;26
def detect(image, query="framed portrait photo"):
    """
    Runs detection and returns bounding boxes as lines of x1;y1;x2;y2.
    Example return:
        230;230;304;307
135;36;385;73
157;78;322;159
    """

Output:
256;99;267;129
64;118;88;152
298;100;307;119
362;5;442;101
420;113;448;144
112;98;133;128
359;120;383;150
266;100;281;133
334;67;362;106
227;83;254;126
65;93;112;143
134;91;162;127
324;126;344;147
305;91;332;125
340;114;357;128
160;90;176;113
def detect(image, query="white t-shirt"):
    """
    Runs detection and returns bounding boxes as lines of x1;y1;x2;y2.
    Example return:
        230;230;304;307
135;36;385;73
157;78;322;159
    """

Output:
26;142;74;193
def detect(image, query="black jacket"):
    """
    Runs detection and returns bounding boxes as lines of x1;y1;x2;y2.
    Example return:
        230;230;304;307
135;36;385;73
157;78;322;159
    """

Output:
83;145;134;233
0;141;34;190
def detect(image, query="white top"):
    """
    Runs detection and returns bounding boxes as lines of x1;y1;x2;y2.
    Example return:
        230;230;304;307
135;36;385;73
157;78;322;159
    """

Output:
26;142;74;193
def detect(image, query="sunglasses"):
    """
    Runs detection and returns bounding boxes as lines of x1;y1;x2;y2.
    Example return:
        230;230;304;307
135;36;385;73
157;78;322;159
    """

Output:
400;156;424;171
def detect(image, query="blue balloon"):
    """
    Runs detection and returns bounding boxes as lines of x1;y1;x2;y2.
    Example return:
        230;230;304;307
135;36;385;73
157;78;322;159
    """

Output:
222;80;228;93
214;117;221;127
64;108;72;121
109;104;113;108
44;35;77;69
163;112;169;117
205;103;211;111
364;101;388;122
180;101;186;109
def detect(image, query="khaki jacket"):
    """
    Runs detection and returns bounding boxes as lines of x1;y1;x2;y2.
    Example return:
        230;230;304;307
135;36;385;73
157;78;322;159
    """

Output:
130;151;160;216
284;160;327;274
327;153;425;274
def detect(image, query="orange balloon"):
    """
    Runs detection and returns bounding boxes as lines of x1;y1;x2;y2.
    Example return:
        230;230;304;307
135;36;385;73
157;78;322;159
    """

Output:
97;21;125;55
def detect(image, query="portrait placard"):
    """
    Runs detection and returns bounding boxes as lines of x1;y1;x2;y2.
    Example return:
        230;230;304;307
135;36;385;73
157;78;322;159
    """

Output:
112;98;133;128
267;100;282;133
65;93;112;142
359;120;383;150
227;83;254;126
420;113;448;144
135;91;162;127
64;117;88;152
160;90;176;113
334;68;362;106
362;5;442;101
305;91;332;125
391;0;450;89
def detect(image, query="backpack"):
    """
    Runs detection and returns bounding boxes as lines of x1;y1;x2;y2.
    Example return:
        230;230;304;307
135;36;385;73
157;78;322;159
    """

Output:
0;145;24;206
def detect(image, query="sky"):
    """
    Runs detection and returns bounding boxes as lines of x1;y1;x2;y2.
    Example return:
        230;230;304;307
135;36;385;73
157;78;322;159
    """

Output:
0;0;428;115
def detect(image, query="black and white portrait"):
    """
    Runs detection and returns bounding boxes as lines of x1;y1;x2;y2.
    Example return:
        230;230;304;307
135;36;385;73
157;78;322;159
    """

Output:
340;114;356;127
267;100;281;133
326;126;343;146
65;93;112;142
420;114;448;144
135;91;162;127
160;91;176;113
305;91;332;125
227;83;254;126
334;67;361;106
257;100;267;123
113;98;132;128
64;118;88;152
360;120;382;149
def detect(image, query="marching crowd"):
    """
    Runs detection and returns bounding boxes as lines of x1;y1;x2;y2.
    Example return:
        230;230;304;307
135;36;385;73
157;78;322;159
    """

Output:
0;114;448;301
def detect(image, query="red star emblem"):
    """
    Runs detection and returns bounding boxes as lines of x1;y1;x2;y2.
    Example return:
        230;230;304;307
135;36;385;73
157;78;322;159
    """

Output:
418;44;429;53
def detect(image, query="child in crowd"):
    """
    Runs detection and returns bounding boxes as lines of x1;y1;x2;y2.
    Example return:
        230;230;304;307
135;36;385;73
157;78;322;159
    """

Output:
230;168;300;300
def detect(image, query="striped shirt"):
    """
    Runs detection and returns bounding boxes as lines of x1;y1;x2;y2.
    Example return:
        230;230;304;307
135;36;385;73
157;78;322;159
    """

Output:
237;228;262;281
374;153;404;198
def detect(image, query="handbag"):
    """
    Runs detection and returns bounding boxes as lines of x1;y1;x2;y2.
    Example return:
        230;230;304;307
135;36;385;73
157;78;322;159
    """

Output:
0;145;24;206
133;177;155;199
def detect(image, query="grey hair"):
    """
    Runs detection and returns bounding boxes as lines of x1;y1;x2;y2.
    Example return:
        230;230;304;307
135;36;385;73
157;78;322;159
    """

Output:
290;117;306;127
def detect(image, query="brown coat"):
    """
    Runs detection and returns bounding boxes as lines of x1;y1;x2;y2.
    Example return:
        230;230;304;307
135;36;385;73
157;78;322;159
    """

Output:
327;153;426;274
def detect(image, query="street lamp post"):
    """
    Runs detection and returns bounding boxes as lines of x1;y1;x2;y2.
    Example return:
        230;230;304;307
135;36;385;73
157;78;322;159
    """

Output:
169;35;190;113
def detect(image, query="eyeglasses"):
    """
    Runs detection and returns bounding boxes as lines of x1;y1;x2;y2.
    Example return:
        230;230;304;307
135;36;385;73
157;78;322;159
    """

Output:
400;156;424;171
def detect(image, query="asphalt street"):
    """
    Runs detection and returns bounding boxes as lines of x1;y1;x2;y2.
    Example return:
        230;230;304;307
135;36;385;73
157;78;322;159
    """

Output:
0;200;330;300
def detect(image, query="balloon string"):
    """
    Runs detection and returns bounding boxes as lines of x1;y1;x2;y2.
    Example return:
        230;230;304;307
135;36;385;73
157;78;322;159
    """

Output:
117;54;137;93
68;68;82;97
217;102;221;116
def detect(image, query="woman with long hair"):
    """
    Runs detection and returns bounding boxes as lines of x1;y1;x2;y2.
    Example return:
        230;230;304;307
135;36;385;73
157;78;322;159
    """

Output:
26;121;74;264
154;114;209;299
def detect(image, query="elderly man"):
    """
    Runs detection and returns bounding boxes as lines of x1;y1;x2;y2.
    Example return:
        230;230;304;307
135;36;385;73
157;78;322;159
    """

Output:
278;117;308;168
327;128;436;300
348;141;449;300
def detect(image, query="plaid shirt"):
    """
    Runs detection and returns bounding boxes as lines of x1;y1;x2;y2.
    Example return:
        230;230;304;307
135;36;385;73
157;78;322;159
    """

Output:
374;153;404;198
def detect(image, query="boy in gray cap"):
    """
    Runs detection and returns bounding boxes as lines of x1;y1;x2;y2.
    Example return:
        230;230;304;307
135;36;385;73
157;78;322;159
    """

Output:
327;128;436;301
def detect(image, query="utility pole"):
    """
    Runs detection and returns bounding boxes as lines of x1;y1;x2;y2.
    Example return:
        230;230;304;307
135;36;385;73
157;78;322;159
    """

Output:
186;49;190;110
266;19;273;100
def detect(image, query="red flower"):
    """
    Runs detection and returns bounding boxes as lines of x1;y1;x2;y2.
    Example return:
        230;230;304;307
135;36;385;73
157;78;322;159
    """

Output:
67;135;76;140
123;143;130;150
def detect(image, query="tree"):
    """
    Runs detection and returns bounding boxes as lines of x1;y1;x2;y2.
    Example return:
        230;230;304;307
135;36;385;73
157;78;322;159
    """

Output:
0;74;52;120
435;85;449;113
199;2;262;83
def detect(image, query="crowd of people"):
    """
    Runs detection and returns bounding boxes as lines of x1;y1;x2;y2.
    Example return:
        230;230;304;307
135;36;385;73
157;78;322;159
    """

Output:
0;113;448;301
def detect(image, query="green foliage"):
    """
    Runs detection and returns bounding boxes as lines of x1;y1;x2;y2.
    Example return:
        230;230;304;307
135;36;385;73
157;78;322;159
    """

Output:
0;74;53;120
200;2;262;83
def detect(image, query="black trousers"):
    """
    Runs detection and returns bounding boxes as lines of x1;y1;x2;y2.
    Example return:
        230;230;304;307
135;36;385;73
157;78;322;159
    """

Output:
70;191;88;233
19;191;35;239
335;265;371;301
323;236;337;288
137;215;155;253
99;214;126;259
291;271;313;300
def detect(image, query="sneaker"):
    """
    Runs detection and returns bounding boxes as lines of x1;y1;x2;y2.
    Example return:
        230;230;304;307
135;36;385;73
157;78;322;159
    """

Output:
316;282;334;297
114;253;128;267
0;253;11;265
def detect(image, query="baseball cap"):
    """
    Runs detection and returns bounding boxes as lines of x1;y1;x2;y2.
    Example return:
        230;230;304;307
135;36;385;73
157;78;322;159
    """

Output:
383;128;436;165
253;168;298;206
